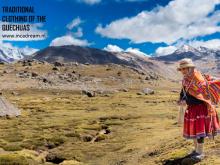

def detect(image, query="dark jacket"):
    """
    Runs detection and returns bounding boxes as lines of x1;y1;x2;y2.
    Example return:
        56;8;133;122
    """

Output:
180;89;204;105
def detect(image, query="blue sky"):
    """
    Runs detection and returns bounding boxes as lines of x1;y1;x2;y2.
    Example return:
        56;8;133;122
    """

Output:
1;0;220;56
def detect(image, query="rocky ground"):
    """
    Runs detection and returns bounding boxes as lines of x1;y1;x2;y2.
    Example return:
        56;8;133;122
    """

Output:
0;60;219;165
0;60;167;91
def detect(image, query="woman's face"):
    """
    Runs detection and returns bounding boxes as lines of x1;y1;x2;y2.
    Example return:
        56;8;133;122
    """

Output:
180;67;189;75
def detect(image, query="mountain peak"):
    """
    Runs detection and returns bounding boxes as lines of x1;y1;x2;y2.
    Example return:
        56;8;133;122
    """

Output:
175;45;197;54
0;45;38;63
197;46;206;51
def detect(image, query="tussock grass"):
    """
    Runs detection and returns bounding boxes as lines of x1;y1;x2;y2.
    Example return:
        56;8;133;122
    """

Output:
0;153;33;165
0;83;219;164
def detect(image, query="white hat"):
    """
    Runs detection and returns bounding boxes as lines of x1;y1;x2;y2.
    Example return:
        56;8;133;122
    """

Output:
177;58;195;71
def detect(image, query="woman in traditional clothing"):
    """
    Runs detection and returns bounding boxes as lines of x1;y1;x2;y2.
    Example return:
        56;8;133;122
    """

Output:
177;58;220;161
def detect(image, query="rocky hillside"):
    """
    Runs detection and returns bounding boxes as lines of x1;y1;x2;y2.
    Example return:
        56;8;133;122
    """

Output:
0;59;174;92
31;45;132;65
30;45;178;80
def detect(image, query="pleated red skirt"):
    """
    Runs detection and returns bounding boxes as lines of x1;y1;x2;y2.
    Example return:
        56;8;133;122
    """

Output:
183;103;220;139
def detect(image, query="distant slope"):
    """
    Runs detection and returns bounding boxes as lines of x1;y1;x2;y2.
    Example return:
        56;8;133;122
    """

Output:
31;45;133;65
152;45;202;62
152;45;220;76
31;45;179;80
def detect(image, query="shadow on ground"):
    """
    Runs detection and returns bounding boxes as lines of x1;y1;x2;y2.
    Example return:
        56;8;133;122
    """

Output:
163;154;200;165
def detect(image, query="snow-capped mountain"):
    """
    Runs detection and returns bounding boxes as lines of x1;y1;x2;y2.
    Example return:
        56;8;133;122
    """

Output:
153;45;220;62
174;45;199;54
0;45;38;63
197;46;210;53
152;45;220;76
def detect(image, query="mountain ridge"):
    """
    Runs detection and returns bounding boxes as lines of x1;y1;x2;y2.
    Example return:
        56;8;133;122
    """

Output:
2;44;220;78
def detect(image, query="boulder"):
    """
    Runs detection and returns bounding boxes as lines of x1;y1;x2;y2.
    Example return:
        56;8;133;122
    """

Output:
22;61;32;66
3;70;9;74
42;77;51;84
145;76;150;80
52;67;60;71
136;92;144;95
59;160;84;165
117;71;122;76
31;72;38;78
106;68;111;71
81;135;93;142
142;88;155;95
121;88;128;92
53;61;64;67
11;91;19;96
82;90;95;97
16;71;32;78
46;153;65;164
94;134;107;142
145;73;160;80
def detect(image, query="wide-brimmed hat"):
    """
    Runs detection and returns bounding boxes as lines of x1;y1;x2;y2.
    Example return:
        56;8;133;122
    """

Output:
177;58;195;71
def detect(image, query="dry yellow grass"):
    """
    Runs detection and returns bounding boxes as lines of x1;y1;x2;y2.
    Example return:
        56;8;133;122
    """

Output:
0;87;206;164
0;63;219;164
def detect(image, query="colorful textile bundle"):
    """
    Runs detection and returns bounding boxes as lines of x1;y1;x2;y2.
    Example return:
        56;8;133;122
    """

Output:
182;69;220;115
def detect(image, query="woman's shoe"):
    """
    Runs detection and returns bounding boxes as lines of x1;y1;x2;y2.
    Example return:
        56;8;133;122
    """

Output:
190;152;205;161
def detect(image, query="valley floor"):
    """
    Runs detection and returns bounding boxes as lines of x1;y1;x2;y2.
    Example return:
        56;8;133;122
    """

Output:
0;62;219;165
0;88;220;165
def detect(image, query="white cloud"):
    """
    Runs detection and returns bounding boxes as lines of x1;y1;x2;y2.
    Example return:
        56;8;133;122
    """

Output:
115;0;148;2
96;0;220;44
66;17;83;30
188;39;220;50
103;44;124;52
124;0;149;1
67;27;83;38
50;17;91;47
103;44;149;56
50;35;90;47
0;22;47;41
78;0;101;5
66;17;84;37
155;46;177;56
125;47;149;57
76;0;148;3
73;27;83;37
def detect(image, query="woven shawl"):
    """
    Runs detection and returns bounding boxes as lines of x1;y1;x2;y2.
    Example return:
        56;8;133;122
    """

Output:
182;69;220;115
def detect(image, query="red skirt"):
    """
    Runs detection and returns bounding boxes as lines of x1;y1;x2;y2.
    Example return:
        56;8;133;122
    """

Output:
183;103;220;139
